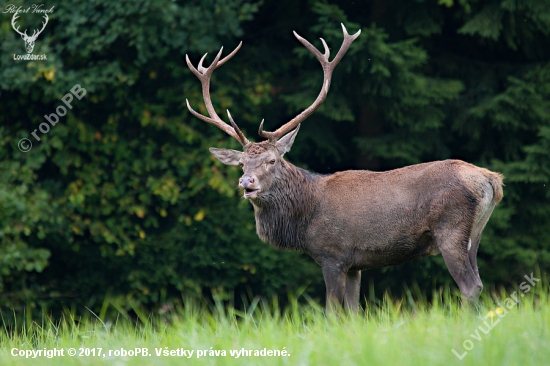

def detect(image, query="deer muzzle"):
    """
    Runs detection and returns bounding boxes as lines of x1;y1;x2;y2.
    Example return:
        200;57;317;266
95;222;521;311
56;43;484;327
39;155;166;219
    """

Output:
239;176;260;199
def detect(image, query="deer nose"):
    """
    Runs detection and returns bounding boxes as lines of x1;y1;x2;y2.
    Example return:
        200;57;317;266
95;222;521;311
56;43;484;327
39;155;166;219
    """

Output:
239;176;255;188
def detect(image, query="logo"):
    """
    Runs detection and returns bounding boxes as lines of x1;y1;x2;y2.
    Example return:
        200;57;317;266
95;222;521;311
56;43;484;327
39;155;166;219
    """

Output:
11;12;48;53
3;4;55;61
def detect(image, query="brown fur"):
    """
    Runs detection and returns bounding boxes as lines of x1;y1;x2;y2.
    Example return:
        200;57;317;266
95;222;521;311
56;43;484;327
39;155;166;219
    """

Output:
214;140;504;312
244;142;273;155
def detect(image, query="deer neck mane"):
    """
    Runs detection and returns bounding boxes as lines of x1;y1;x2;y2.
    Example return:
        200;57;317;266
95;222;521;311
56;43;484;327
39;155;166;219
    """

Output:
250;160;320;251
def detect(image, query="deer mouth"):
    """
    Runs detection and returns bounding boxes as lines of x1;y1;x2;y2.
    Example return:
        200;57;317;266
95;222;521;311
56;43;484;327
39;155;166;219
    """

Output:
243;188;260;199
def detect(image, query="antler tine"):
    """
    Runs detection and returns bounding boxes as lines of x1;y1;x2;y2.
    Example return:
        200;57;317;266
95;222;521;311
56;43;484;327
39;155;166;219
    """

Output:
218;41;242;68
197;51;214;74
226;110;250;145
186;99;244;143
330;23;361;68
190;41;243;74
320;38;330;59
258;119;265;137
185;43;250;146
11;13;25;36
259;24;361;141
37;14;48;35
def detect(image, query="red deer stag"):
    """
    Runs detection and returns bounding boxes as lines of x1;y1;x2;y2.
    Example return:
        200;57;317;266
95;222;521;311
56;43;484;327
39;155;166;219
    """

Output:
185;24;504;311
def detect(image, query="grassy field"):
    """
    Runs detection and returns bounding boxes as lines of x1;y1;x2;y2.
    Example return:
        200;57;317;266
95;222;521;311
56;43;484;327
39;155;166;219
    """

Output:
1;282;549;366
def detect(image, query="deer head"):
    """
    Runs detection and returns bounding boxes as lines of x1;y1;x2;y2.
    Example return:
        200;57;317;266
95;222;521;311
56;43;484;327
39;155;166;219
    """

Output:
11;13;49;53
186;24;360;200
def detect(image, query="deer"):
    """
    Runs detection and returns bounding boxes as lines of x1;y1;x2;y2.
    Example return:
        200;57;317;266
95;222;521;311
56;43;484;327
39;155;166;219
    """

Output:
11;12;49;54
185;24;504;312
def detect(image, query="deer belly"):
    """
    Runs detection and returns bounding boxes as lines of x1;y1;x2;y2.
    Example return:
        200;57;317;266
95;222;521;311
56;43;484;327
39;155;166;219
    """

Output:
349;230;439;270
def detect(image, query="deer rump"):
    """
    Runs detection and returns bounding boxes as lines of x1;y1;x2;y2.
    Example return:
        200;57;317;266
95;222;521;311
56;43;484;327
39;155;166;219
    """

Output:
185;24;504;311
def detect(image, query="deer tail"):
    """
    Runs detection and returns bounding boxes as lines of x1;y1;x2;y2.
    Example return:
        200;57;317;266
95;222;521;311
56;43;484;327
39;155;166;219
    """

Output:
483;170;504;204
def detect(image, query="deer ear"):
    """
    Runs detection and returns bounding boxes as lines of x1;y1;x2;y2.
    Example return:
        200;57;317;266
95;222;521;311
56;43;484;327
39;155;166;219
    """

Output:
276;125;300;156
209;148;243;166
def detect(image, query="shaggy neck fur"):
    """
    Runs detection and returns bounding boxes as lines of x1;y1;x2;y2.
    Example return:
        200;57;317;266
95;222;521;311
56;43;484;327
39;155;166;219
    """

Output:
250;160;320;251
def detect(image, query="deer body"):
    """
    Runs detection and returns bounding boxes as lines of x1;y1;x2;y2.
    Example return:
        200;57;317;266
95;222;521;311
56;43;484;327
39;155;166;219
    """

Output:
185;25;504;311
256;160;478;256
238;149;502;310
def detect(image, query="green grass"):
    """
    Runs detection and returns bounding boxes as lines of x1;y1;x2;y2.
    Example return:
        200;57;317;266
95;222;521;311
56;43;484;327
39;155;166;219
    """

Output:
1;284;549;366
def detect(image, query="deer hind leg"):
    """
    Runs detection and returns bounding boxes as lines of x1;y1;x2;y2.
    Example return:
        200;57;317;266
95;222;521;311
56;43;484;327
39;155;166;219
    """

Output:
435;228;483;302
467;236;481;278
322;265;346;313
468;183;497;279
344;270;361;312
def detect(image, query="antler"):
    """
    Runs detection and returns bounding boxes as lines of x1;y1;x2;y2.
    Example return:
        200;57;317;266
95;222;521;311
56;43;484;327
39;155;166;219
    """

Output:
185;42;250;146
11;13;48;40
258;23;361;141
11;13;27;37
29;14;48;41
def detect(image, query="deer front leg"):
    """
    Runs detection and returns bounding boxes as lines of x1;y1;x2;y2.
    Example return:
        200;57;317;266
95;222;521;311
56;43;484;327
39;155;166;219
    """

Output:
322;265;346;313
344;270;361;312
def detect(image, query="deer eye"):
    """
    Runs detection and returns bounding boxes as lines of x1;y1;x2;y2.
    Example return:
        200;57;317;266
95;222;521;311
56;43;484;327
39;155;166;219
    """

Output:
269;159;276;165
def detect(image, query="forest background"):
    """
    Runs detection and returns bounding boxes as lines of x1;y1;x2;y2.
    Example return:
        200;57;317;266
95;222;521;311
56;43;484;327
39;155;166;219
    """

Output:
1;0;549;316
